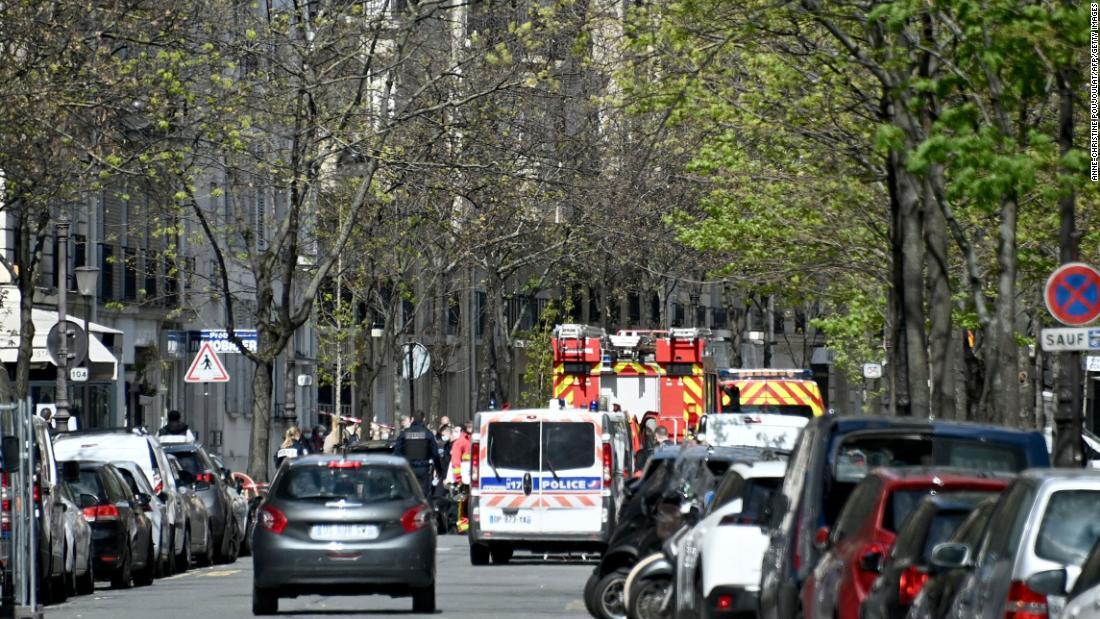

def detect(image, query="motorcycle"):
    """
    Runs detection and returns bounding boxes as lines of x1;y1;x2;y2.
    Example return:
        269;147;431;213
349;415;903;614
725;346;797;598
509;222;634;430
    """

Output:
623;498;701;619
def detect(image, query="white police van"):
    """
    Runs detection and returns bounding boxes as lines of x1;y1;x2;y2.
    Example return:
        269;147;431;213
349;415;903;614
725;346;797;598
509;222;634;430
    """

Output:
467;406;625;565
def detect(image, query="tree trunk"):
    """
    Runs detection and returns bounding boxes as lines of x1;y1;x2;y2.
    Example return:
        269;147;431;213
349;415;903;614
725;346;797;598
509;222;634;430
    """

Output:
924;172;954;419
246;357;275;481
984;196;1021;425
896;165;930;417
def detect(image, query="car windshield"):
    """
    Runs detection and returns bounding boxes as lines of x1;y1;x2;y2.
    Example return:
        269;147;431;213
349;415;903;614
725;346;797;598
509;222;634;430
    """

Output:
167;450;204;476
276;465;414;502
485;422;595;471
67;469;105;502
1035;490;1100;565
832;435;1025;483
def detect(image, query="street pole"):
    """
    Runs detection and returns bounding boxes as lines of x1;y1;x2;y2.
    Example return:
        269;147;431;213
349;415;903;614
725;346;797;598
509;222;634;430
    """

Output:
406;343;415;418
55;217;70;425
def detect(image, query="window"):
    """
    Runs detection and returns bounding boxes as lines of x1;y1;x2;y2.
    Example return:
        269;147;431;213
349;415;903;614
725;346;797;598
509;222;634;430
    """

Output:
832;475;882;543
1035;490;1100;565
276;465;415;502
1071;537;1100;597
976;481;1034;568
123;247;137;300
713;308;728;329
485;422;595;472
145;251;158;302
831;434;1027;484
709;471;746;514
99;244;114;300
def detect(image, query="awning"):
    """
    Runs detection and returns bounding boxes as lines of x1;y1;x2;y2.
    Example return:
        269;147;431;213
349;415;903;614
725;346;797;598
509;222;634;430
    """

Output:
0;307;120;380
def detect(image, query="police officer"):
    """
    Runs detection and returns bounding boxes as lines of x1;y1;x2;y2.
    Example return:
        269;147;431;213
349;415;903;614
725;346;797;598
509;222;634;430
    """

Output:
393;413;441;498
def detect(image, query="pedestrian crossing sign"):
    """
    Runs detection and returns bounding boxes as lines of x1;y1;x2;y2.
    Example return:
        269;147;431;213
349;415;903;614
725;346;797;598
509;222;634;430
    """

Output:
185;341;230;383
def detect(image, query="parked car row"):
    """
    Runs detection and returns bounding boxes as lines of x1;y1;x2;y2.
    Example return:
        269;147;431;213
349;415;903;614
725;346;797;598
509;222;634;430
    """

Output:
0;423;258;609
579;412;1094;619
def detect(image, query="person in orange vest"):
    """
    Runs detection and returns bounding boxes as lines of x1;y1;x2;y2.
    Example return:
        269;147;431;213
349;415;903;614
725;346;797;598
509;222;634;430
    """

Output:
447;425;472;533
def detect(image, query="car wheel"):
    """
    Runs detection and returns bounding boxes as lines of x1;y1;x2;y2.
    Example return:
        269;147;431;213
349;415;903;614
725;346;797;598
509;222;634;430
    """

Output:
197;521;215;567
163;530;177;576
111;549;133;589
469;543;490;566
76;556;95;596
490;544;513;565
594;568;630;619
177;528;191;571
584;570;602;617
412;582;436;613
252;585;278;615
133;541;155;587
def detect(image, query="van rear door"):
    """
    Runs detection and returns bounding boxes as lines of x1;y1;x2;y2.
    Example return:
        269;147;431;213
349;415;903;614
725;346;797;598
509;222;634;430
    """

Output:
479;414;542;535
537;416;603;535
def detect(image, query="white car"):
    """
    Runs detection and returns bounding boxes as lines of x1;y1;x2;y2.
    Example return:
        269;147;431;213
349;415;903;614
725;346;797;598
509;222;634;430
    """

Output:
696;413;807;453
674;460;787;619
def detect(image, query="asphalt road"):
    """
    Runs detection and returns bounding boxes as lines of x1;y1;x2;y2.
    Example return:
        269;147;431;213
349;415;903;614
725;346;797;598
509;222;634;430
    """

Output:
47;535;595;618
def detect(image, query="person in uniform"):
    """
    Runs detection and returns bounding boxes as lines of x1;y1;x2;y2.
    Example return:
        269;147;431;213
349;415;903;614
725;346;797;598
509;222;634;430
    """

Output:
446;425;472;532
393;414;442;498
274;425;309;469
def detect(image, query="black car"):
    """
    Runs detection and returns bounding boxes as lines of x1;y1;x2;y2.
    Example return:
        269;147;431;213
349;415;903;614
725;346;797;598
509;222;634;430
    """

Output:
61;461;155;589
584;444;763;619
905;497;997;619
861;492;996;619
757;416;1050;619
163;440;240;564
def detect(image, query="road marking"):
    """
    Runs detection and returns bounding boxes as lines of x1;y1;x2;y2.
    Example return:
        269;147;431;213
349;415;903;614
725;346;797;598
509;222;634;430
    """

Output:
565;600;586;611
201;569;241;577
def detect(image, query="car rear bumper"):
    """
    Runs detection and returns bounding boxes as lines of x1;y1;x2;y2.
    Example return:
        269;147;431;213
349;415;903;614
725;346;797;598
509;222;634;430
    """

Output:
252;527;435;589
703;586;759;618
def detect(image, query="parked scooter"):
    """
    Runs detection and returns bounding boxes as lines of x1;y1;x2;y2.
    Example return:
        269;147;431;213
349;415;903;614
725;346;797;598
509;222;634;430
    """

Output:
623;497;701;619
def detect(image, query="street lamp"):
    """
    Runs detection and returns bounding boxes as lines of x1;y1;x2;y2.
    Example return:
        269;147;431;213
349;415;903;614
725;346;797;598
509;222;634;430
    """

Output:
74;266;100;430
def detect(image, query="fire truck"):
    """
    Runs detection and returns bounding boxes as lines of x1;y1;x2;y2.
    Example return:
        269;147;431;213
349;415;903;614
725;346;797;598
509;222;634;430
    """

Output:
717;368;825;417
550;324;719;442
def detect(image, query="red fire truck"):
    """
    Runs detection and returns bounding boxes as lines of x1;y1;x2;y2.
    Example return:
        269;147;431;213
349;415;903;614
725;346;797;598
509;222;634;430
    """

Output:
551;324;719;443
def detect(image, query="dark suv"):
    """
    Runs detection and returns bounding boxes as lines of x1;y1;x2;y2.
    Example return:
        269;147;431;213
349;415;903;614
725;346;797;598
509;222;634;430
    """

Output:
757;415;1050;619
162;440;240;564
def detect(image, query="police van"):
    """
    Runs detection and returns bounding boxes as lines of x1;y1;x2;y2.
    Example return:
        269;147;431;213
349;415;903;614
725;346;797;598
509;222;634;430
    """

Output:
467;406;629;565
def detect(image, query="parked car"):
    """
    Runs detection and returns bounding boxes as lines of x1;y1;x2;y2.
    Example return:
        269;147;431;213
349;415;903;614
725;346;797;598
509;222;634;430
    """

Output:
905;497;998;619
231;471;266;557
166;454;213;567
162;438;240;564
61;460;156;589
55;481;94;597
53;428;189;576
758;416;1051;619
111;460;175;576
211;455;248;558
803;468;1008;619
1055;536;1100;619
860;492;997;619
251;454;436;614
942;470;1100;619
673;460;787;619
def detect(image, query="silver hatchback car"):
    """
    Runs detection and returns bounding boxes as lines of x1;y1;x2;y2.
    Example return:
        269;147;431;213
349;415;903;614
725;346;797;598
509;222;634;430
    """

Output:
251;454;436;615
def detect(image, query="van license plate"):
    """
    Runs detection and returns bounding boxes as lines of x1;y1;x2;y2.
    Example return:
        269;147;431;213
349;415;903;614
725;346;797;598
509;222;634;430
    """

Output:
309;524;379;541
488;510;532;525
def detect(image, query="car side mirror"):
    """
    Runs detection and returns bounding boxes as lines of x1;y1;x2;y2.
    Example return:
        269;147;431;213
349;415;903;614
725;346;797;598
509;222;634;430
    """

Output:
859;549;884;574
61;461;81;483
157;491;169;503
136;492;152;507
930;542;972;570
813;526;831;551
1026;569;1067;597
78;493;98;509
0;436;19;473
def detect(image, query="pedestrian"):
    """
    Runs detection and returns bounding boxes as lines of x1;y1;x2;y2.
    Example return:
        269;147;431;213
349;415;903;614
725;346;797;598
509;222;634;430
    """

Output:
309;424;327;453
158;410;196;442
654;426;672;447
436;416;451;441
464;420;473;435
323;418;344;454
447;425;472;533
399;414;412;430
274;425;309;469
437;423;453;488
393;413;441;499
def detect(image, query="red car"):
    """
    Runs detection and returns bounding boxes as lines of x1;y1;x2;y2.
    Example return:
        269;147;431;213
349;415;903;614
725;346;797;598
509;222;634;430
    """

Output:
801;468;1008;619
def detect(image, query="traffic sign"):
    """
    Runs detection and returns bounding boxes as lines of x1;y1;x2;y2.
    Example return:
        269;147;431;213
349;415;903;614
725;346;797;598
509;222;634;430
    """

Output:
1045;262;1100;326
1087;356;1100;372
69;367;88;382
185;342;230;383
862;363;883;379
401;342;430;380
1040;327;1100;351
46;320;87;367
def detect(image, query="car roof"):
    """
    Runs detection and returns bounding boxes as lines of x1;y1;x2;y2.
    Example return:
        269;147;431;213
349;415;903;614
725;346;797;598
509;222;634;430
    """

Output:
1019;468;1100;482
676;444;783;463
816;415;1043;439
916;491;998;511
285;453;410;469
